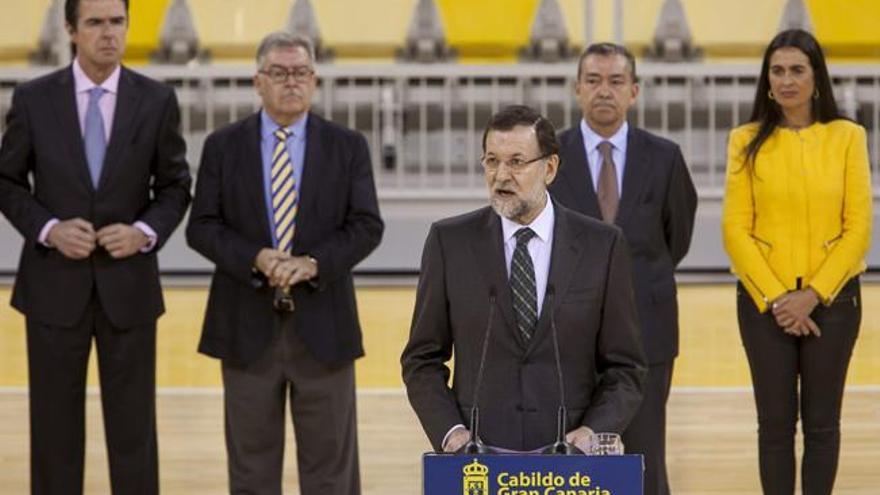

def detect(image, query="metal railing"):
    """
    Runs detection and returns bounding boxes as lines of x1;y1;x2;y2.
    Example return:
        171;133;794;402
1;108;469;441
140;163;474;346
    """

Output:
1;63;879;198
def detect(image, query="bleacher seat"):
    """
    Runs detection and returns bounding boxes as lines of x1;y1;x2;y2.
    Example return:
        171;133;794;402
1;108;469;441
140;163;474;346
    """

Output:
0;0;879;67
0;1;52;65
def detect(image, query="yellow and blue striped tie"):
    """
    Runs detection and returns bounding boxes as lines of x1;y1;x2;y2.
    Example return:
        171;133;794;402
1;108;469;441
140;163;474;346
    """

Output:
271;128;297;253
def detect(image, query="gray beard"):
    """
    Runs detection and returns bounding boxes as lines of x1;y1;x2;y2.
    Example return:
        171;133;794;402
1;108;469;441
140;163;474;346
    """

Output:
490;195;530;223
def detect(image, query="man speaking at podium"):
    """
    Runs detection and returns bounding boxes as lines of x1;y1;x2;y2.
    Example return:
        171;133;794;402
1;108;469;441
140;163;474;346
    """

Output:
401;105;646;454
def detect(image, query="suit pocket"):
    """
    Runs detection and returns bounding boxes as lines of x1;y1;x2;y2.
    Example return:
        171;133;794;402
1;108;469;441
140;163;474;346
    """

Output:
751;233;773;259
823;233;843;252
562;287;600;304
638;191;656;205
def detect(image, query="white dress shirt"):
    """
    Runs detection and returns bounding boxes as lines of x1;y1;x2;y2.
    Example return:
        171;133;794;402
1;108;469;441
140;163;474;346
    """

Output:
499;194;555;318
73;57;119;141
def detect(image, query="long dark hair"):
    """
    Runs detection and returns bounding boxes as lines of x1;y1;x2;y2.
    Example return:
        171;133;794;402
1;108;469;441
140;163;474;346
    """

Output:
743;29;844;167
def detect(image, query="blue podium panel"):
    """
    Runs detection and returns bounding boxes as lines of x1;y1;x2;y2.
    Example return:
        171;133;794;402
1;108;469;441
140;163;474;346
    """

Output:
424;454;643;495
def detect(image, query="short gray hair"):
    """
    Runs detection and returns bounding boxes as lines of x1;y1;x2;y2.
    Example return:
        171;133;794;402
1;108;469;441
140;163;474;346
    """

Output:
256;31;316;68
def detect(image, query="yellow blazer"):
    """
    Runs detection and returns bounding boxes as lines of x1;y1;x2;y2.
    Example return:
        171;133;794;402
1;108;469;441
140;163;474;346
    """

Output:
722;120;872;312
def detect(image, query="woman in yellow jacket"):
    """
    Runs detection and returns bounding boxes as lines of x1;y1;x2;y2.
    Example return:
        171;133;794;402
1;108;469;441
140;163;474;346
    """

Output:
722;29;871;495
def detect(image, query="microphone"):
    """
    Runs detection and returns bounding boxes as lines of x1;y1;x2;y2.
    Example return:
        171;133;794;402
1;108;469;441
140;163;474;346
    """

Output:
542;285;584;455
457;287;497;455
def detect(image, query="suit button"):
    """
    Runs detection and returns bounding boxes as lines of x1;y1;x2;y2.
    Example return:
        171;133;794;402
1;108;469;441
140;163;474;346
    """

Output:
515;405;523;412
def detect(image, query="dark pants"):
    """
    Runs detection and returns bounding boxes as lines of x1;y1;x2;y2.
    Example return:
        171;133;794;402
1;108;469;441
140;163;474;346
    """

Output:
26;296;158;495
222;315;360;495
737;279;860;495
622;361;673;495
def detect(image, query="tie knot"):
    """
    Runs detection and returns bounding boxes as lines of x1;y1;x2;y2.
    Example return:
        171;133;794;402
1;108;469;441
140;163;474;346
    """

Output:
514;227;536;246
88;87;106;101
274;128;291;142
598;141;613;159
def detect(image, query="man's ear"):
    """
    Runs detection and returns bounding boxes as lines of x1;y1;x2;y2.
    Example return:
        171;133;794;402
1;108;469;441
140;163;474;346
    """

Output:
544;154;560;185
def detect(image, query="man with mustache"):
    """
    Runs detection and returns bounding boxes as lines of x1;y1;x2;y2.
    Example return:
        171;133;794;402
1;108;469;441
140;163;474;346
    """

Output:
187;32;382;494
550;43;697;495
0;0;192;493
402;105;646;454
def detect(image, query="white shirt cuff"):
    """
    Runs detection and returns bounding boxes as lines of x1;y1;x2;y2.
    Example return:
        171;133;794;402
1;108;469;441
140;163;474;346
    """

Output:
38;219;60;247
134;221;158;252
442;424;466;451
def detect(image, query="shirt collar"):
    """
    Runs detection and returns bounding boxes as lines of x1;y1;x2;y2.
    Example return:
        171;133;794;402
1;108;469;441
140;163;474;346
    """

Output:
500;193;555;244
580;119;628;154
72;57;120;95
260;110;309;141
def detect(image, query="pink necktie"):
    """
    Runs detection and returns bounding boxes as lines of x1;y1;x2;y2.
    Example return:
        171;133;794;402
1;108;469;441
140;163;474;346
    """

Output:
597;141;619;223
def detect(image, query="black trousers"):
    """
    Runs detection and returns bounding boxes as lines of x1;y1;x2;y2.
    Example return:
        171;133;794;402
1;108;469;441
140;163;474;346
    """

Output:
26;296;158;495
221;314;360;495
737;278;860;495
622;361;673;495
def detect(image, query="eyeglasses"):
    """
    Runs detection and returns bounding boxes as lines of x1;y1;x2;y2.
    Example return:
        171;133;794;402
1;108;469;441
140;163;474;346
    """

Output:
481;153;551;172
259;65;314;84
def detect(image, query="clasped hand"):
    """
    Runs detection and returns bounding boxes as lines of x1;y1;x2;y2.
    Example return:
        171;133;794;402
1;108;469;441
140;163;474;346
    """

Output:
47;218;148;259
254;248;318;289
771;288;822;337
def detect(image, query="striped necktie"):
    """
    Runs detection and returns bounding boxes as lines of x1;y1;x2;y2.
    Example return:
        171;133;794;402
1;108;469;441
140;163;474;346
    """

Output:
510;227;538;342
271;128;297;253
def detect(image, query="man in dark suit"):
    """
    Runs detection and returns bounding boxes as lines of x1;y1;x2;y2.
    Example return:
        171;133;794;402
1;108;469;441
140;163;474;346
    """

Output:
550;43;697;495
0;0;191;493
186;32;383;495
401;105;646;454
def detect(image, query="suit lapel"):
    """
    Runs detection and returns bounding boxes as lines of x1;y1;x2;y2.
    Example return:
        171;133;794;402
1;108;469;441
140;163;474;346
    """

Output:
241;113;272;244
524;204;582;358
469;209;518;340
294;113;322;244
98;67;143;191
615;128;651;226
559;126;601;218
49;68;93;191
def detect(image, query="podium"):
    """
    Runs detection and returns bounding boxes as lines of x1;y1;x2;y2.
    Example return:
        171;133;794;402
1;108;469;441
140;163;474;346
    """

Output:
423;454;643;495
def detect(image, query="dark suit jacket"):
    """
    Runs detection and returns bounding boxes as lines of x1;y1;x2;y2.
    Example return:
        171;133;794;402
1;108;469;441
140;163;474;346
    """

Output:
0;66;192;328
401;202;647;452
551;125;696;364
186;112;383;366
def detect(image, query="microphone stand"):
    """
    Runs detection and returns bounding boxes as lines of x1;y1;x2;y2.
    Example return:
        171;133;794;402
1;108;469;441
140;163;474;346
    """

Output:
542;286;584;455
457;288;496;455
